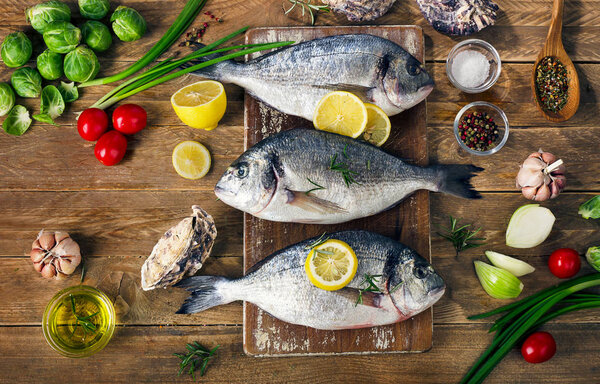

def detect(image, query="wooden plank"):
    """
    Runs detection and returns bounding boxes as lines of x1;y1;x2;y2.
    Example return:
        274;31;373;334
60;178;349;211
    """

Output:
242;25;431;356
2;324;600;383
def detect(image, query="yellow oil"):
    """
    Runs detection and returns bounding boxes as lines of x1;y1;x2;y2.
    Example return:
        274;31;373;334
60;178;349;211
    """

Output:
47;292;112;352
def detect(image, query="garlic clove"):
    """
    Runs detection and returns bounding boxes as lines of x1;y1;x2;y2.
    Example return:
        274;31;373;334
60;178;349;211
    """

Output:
553;175;567;190
53;231;70;244
38;231;56;250
522;157;546;171
517;167;545;188
56;254;81;275
535;183;551;201
30;248;46;263
33;261;44;273
52;237;81;259
521;186;538;200
528;152;543;159
41;263;56;278
550;181;561;199
541;151;557;164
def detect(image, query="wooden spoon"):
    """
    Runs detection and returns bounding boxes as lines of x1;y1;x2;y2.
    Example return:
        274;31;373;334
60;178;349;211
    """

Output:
531;0;580;122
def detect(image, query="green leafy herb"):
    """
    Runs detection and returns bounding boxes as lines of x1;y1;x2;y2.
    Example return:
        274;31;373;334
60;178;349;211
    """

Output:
437;216;485;256
330;153;359;187
283;0;330;25
80;263;86;284
389;281;403;293
305;177;325;195
174;341;219;380
355;274;383;306
366;160;371;170
304;232;334;259
69;294;98;339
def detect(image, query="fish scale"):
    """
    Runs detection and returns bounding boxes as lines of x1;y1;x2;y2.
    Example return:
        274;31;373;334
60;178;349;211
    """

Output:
176;231;445;330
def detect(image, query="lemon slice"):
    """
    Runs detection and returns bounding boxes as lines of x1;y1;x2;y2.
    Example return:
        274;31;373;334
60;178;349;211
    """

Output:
313;91;368;138
361;103;391;147
172;141;211;180
305;239;358;291
171;80;227;130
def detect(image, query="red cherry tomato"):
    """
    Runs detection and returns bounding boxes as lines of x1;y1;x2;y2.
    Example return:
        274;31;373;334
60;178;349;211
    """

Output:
548;248;581;278
77;108;108;141
94;131;127;166
112;104;147;135
521;331;556;364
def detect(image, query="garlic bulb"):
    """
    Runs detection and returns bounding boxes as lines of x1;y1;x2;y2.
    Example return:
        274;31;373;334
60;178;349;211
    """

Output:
516;149;566;201
30;230;82;279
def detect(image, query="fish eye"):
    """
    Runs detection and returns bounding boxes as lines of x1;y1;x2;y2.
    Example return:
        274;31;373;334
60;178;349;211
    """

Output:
407;61;421;76
235;163;249;179
413;265;429;279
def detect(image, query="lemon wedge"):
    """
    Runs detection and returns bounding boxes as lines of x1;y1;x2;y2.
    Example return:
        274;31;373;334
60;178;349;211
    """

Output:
172;141;211;180
305;239;358;291
313;91;368;138
171;80;227;130
361;103;391;147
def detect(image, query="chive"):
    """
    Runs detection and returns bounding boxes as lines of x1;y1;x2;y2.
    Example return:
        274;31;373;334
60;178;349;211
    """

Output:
80;0;209;87
95;41;293;110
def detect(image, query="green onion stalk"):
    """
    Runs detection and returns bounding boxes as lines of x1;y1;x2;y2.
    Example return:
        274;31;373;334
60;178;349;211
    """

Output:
79;0;208;87
93;40;293;110
461;273;600;384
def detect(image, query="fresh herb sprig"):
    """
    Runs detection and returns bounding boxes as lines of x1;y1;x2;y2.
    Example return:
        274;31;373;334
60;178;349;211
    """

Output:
304;233;334;259
174;342;219;380
437;216;485;256
330;153;359;187
354;274;403;306
69;294;99;339
283;0;330;25
305;178;326;195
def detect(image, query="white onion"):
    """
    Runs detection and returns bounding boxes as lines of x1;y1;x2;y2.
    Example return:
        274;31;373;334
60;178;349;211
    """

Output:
506;204;555;248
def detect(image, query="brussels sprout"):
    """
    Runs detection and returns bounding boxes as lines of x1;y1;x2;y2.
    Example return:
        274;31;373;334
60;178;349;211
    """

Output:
0;83;15;116
11;67;42;98
36;49;64;80
41;85;65;119
586;247;600;272
579;196;600;219
110;6;146;42
82;21;112;52
1;32;33;68
43;21;81;54
58;81;78;103
26;1;71;33
78;0;110;20
64;46;100;83
2;105;32;136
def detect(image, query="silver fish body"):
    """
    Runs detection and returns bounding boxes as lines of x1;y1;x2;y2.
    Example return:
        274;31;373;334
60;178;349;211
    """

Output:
176;231;445;330
191;34;434;120
215;129;481;224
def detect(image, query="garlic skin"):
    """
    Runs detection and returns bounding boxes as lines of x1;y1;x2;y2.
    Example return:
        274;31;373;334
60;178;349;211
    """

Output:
30;230;82;279
516;149;566;201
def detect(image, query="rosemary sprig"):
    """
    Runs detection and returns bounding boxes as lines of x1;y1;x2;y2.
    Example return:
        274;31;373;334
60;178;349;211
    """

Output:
305;178;326;195
355;274;383;306
283;0;330;25
69;294;99;339
330;153;359;187
304;232;334;259
80;263;85;284
437;215;486;257
174;342;219;380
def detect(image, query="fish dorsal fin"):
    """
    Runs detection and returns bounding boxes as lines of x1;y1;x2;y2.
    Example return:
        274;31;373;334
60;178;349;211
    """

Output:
285;190;346;214
336;287;384;308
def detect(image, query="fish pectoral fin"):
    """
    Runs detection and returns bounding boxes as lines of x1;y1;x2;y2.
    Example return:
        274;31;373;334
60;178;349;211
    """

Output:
285;190;346;214
336;287;384;308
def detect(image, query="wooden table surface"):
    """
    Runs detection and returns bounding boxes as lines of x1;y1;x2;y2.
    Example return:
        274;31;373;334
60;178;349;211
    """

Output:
1;0;599;383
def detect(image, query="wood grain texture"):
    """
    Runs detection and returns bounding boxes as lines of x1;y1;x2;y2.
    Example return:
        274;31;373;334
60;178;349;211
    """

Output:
2;324;600;384
242;26;431;356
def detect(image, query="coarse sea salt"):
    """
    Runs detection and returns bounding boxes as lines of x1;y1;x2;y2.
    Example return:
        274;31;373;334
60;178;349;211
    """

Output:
451;50;490;89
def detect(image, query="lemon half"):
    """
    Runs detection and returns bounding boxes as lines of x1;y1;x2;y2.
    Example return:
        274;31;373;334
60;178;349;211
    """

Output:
361;103;391;147
172;141;211;180
305;239;358;291
313;91;368;138
171;80;226;130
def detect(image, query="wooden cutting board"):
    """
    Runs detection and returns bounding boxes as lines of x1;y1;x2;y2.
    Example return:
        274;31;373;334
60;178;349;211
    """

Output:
243;26;430;356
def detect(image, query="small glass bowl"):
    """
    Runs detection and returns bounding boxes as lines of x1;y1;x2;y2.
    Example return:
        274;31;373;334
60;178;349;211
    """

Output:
446;39;501;93
454;101;509;156
42;285;115;358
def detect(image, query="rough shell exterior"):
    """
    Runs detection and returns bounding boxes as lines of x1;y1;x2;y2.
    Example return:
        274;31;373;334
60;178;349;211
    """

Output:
141;206;217;290
321;0;397;22
415;0;498;35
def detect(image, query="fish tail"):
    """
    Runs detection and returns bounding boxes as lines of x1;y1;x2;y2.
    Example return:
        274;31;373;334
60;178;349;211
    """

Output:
175;276;233;314
182;44;237;81
432;164;483;199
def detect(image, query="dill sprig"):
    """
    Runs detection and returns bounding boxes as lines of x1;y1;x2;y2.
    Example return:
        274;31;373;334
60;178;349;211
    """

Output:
305;177;326;195
283;0;330;25
437;215;486;256
69;294;99;339
330;153;359;187
174;342;219;380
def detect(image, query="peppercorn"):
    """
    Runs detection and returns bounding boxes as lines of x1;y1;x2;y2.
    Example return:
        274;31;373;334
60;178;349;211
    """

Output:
535;56;569;113
458;111;500;151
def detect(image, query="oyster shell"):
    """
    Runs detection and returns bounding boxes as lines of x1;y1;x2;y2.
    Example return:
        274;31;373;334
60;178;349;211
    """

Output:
415;0;498;36
321;0;397;22
141;206;217;291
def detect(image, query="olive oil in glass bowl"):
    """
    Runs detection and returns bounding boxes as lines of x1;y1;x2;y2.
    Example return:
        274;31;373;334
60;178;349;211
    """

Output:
42;285;115;358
